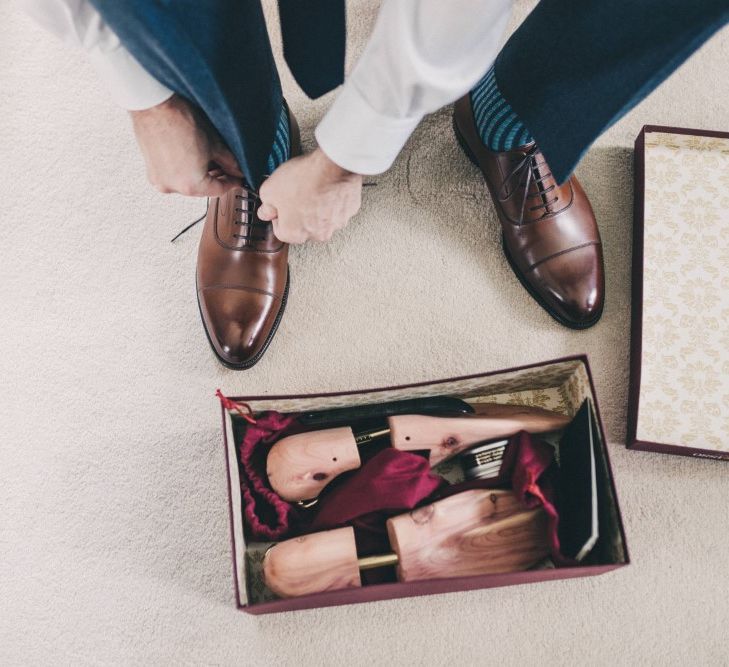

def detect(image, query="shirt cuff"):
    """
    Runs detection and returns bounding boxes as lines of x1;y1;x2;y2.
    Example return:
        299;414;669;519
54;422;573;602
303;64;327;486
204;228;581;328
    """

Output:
315;81;422;175
87;46;174;111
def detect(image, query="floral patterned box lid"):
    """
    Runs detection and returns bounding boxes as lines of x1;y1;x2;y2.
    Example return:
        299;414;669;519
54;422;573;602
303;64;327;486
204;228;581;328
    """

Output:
628;125;729;459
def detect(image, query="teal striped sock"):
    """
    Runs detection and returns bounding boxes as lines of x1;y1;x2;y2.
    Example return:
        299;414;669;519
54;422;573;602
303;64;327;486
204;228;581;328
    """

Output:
265;104;291;175
470;65;534;151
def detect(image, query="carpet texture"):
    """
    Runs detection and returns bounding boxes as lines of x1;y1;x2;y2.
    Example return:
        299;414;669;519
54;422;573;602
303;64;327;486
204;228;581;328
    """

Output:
2;1;729;664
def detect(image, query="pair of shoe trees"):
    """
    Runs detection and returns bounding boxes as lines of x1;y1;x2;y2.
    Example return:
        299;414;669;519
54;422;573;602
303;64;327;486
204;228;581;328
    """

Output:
261;399;568;598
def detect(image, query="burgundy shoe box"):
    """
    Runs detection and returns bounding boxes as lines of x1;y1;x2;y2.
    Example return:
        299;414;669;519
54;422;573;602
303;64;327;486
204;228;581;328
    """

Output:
221;355;629;614
628;125;729;459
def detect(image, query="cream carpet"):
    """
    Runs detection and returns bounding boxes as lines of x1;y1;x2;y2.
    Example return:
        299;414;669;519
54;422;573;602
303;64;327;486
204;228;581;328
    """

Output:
2;1;729;664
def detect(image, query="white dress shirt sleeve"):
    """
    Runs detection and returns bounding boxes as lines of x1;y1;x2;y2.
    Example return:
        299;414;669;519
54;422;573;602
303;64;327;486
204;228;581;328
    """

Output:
20;0;173;110
315;0;513;175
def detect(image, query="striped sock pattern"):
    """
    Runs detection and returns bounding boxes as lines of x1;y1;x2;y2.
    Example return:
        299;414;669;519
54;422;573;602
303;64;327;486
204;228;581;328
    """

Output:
470;65;534;152
265;104;291;175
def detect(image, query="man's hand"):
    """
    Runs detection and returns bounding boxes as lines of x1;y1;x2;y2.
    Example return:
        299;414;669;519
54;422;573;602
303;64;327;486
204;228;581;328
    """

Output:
130;94;243;197
257;148;363;243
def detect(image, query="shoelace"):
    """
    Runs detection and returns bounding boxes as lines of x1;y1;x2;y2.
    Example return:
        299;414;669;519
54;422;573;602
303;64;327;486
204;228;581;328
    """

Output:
497;144;559;225
170;181;378;243
169;186;267;244
232;190;270;245
170;202;208;243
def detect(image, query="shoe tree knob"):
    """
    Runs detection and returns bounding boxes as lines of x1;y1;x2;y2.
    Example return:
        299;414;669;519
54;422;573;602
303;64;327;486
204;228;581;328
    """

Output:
262;526;362;598
266;427;362;502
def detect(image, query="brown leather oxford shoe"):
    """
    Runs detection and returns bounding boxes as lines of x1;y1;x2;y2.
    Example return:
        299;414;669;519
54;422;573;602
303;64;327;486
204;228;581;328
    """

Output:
196;105;301;369
453;95;604;329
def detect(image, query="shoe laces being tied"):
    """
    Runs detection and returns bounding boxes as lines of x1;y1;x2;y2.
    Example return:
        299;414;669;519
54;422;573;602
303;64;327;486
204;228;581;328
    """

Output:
232;189;270;246
170;181;377;243
497;144;560;225
169;185;269;244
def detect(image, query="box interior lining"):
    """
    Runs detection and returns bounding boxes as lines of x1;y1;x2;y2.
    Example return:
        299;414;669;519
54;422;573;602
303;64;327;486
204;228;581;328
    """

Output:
636;130;729;451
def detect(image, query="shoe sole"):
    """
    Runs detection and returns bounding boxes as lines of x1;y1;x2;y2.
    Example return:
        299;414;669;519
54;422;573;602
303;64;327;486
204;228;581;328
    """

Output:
196;269;290;371
452;114;602;331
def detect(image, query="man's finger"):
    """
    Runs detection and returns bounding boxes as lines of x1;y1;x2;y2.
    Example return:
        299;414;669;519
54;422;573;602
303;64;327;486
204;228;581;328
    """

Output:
272;217;307;244
190;174;239;198
257;203;278;221
210;147;244;179
313;230;334;243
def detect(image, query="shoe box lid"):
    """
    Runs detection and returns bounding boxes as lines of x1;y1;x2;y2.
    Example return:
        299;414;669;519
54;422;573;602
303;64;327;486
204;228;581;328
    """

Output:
628;125;729;460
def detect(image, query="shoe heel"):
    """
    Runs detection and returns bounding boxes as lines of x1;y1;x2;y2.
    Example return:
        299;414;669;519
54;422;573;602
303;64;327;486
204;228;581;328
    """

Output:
452;114;480;168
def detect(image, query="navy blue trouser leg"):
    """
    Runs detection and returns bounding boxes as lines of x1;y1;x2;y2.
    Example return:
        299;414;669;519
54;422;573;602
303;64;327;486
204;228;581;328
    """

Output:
89;0;280;190
495;0;729;183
